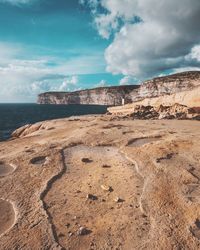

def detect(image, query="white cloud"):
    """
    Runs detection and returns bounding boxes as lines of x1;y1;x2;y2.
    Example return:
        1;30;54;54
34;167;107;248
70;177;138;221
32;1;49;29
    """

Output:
82;0;200;79
0;42;106;102
0;43;21;65
119;76;137;86
59;76;79;91
94;13;119;39
96;79;108;87
190;45;200;62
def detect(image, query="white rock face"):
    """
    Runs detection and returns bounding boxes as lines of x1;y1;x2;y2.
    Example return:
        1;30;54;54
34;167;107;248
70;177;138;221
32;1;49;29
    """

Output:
108;85;200;116
129;71;200;102
37;85;140;106
37;71;200;106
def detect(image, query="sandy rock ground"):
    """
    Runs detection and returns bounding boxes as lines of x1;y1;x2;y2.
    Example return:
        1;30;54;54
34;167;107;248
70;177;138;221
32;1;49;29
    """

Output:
0;114;200;250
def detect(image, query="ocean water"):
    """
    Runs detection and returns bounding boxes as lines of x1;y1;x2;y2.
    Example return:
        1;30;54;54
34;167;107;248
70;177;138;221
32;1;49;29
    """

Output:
0;104;108;142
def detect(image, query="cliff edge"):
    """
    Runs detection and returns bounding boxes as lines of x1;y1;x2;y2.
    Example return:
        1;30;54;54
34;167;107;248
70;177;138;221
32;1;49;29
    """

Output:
38;71;200;106
38;85;139;106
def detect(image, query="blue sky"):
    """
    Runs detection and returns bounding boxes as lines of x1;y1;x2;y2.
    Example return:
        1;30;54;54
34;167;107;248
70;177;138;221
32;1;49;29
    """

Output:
0;0;200;102
0;0;123;102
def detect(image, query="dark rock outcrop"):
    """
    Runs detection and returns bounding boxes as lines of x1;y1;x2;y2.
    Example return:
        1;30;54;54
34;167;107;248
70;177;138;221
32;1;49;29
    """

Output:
130;104;200;120
38;71;200;106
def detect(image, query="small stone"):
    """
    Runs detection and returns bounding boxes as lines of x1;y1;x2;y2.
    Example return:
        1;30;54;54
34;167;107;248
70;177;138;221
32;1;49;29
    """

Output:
101;185;112;192
114;197;123;203
141;214;147;218
77;227;90;236
90;241;95;246
68;232;73;237
86;194;97;200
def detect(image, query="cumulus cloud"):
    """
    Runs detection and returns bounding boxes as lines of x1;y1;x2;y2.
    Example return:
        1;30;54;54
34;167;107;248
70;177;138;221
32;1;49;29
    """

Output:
0;42;105;102
190;45;200;62
81;0;200;79
59;76;79;91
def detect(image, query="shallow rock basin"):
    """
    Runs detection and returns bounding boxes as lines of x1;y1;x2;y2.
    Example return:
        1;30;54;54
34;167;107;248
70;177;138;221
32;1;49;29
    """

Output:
30;156;46;165
0;199;15;236
0;162;15;177
127;136;161;147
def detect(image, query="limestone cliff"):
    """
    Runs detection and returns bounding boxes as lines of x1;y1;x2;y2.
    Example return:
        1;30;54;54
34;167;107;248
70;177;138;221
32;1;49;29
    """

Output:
38;85;140;106
131;71;200;102
38;71;200;106
108;85;200;115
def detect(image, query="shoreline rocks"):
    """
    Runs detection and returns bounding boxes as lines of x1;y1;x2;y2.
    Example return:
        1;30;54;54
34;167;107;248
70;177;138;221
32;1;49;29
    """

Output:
130;104;200;120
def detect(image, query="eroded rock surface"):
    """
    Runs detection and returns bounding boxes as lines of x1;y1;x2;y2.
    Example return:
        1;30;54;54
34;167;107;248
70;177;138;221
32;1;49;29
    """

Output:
0;115;200;249
0;162;15;177
0;199;16;236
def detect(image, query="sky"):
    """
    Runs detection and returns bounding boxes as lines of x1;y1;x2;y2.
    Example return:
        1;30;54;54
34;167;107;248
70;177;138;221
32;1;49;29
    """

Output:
0;0;200;102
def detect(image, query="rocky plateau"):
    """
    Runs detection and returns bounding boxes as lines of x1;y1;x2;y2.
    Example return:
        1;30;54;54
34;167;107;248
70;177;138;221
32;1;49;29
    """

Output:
0;71;200;250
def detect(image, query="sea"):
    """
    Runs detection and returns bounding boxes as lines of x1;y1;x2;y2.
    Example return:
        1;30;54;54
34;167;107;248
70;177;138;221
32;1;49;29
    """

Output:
0;104;108;142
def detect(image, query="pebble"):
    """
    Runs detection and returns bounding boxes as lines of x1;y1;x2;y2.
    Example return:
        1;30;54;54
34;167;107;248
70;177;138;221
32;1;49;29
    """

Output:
77;227;90;236
68;232;73;237
86;194;97;200
114;197;123;203
101;185;112;191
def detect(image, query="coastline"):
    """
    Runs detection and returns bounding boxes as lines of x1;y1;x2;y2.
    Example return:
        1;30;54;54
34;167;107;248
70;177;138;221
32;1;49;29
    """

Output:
0;104;108;142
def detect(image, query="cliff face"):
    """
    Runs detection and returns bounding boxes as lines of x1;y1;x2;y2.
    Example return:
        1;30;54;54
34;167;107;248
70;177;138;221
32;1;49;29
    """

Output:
38;85;139;106
130;71;200;102
38;71;200;106
108;85;200;116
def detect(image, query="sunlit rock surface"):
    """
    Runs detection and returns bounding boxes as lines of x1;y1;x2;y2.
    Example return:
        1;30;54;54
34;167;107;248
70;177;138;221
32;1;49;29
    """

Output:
38;71;200;106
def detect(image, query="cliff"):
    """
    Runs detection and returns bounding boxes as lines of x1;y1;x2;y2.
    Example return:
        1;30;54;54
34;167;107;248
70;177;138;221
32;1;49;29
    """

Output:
130;71;200;102
108;85;200;115
38;71;200;106
37;85;140;106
